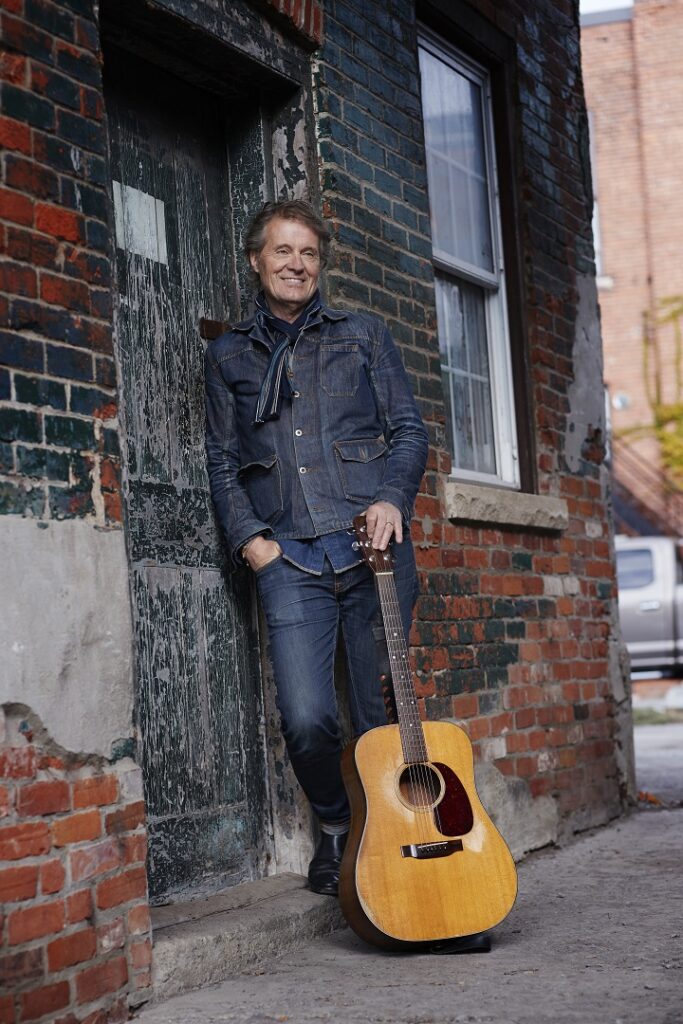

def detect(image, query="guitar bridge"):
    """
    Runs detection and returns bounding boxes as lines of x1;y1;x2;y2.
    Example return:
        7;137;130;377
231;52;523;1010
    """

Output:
400;839;463;859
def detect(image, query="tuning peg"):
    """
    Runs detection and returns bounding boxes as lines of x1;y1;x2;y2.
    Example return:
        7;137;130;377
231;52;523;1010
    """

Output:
351;541;360;550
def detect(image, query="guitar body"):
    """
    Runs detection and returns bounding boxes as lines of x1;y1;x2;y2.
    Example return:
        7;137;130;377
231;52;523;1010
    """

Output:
340;720;517;947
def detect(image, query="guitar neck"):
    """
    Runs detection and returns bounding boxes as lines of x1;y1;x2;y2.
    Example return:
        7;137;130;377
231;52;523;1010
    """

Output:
375;571;428;764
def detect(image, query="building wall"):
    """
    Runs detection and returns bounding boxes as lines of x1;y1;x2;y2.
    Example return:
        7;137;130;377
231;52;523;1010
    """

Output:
0;0;632;1017
582;0;683;457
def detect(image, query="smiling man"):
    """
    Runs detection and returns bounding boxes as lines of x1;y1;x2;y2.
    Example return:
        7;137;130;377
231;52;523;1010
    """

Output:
204;199;428;895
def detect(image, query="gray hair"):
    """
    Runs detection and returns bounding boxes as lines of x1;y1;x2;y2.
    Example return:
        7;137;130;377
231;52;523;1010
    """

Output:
244;199;331;288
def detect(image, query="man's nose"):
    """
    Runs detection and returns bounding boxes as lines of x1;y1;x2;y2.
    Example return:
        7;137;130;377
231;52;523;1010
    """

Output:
285;251;305;271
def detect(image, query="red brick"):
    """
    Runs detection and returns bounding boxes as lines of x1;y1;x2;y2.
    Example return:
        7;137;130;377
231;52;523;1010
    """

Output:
96;866;147;910
0;115;31;154
0;186;34;226
70;837;122;882
80;995;128;1024
132;969;151;992
75;955;128;1005
127;903;151;936
0;864;38;903
66;888;93;924
0;947;43;988
0;996;14;1024
0;746;37;779
72;774;119;809
451;693;478;719
97;917;125;953
52;809;101;847
122;831;147;865
0;821;50;860
40;272;90;313
40;857;66;895
130;938;152;969
20;981;69;1022
105;801;145;835
35;203;83;243
0;784;12;817
18;779;70;817
8;899;64;945
47;926;96;971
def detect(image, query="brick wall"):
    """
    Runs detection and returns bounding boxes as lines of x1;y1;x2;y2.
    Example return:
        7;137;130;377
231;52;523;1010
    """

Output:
316;0;625;825
0;0;122;525
582;0;683;470
0;708;151;1023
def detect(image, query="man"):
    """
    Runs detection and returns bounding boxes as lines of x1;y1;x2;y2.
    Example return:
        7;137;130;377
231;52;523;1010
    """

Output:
205;199;428;895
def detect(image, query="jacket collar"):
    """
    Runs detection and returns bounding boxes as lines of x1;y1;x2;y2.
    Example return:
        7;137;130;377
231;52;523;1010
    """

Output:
232;299;348;345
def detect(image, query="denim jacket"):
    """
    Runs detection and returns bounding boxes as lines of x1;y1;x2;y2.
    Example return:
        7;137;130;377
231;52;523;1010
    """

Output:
204;302;429;564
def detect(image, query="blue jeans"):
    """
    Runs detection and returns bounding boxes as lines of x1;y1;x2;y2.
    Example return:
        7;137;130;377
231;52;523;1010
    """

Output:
255;539;419;823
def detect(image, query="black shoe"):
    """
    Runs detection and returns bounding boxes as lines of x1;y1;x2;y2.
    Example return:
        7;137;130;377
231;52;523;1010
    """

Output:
308;830;348;896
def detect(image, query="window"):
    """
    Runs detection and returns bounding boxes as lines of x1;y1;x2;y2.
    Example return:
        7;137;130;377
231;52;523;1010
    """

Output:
419;31;519;488
616;548;654;589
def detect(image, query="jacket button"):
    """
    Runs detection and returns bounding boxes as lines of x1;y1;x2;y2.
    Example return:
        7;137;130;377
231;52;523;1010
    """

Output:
299;466;307;474
292;390;301;398
295;429;303;436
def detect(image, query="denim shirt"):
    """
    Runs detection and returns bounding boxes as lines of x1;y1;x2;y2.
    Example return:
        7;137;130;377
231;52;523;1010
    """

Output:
204;301;429;564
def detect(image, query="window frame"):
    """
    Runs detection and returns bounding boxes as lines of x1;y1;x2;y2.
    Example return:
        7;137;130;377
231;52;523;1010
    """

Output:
419;27;520;489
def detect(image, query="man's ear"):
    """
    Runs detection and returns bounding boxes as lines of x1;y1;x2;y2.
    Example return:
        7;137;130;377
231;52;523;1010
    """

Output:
248;251;260;274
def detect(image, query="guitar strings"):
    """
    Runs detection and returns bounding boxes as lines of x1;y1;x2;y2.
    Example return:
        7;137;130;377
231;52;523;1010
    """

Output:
377;572;445;842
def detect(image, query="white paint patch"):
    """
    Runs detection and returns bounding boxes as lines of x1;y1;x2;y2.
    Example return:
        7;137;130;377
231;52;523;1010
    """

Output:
112;180;168;265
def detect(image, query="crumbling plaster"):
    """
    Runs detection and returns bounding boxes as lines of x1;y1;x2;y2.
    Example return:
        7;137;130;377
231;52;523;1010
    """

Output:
0;517;134;759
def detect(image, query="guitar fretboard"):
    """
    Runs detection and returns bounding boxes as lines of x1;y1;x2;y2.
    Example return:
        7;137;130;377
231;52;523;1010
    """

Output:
375;572;428;764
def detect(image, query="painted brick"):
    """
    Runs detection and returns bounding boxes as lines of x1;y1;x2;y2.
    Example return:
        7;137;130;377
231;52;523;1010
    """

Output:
70;837;122;882
0;746;37;779
8;899;65;945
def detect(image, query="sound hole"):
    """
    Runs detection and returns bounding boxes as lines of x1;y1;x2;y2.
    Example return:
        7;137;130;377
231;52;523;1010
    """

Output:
398;763;443;809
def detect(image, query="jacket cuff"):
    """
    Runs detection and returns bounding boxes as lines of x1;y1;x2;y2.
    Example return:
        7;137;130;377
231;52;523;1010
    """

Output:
371;486;412;523
230;525;273;567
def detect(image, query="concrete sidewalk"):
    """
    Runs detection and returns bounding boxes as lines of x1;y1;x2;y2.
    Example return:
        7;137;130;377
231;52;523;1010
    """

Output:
135;807;683;1024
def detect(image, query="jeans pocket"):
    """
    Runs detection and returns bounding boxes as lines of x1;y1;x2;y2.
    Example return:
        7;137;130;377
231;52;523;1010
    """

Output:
255;553;284;577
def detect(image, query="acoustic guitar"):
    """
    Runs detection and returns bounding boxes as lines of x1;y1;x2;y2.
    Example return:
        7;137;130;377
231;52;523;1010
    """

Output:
339;514;518;949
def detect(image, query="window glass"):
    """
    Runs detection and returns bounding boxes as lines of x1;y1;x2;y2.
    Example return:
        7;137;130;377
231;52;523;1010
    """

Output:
616;548;655;589
419;33;519;486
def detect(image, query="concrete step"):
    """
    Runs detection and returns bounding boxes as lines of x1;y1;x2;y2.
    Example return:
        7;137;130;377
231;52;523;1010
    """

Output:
150;872;345;1002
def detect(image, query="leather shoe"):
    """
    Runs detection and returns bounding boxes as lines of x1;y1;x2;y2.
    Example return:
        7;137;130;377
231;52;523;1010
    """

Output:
308;830;348;896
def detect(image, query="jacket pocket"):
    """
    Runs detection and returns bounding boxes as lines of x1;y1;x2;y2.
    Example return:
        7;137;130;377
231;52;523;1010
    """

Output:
238;454;283;524
320;343;360;397
334;436;388;502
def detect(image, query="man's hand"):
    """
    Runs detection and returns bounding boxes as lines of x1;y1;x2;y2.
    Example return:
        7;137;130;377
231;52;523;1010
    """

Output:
364;501;403;550
244;536;282;572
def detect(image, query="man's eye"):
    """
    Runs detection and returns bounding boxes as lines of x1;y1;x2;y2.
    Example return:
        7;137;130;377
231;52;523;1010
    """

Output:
275;248;289;256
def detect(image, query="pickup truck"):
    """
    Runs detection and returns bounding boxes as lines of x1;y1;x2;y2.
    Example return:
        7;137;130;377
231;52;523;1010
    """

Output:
615;535;683;673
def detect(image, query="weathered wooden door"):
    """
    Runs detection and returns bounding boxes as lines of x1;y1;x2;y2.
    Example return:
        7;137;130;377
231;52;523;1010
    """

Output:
104;49;270;899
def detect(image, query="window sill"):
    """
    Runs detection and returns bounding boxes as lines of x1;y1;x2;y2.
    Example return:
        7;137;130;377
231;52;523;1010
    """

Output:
443;480;569;531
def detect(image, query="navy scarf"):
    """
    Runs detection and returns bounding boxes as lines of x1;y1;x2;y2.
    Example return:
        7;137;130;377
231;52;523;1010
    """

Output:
253;290;322;424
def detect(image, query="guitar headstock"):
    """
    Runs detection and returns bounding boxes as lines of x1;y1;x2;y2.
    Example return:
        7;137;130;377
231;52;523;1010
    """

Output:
352;513;394;574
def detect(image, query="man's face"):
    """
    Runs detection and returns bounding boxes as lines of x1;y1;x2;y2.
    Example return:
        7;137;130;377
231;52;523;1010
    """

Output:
249;217;321;320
